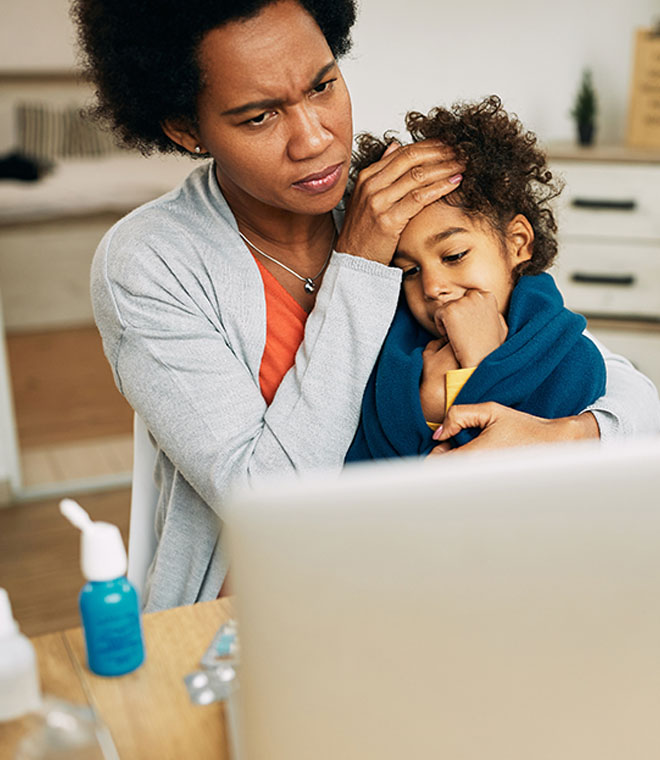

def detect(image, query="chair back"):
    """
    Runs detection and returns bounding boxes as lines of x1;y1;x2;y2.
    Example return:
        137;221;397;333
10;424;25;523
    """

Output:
128;413;160;601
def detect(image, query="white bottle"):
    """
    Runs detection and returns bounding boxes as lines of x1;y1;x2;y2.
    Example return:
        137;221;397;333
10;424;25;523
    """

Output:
0;587;41;721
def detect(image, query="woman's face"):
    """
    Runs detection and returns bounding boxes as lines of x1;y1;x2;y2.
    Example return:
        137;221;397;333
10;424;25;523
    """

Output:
186;0;353;218
392;204;533;338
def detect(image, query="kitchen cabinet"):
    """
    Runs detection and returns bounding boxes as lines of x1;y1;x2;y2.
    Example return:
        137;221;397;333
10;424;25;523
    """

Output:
549;143;660;389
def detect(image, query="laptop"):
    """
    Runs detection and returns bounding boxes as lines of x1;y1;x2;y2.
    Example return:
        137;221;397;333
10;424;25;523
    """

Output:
225;437;660;760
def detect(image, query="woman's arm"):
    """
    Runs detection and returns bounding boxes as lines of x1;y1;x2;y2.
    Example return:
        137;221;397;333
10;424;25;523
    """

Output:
582;330;660;440
430;402;600;455
93;225;402;517
430;333;660;453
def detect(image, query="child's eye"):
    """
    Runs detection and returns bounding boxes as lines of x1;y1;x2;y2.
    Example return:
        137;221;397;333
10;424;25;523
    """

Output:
443;250;468;264
401;265;421;280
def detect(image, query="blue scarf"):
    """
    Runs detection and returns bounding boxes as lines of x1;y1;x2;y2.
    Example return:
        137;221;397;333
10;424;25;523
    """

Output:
346;273;606;461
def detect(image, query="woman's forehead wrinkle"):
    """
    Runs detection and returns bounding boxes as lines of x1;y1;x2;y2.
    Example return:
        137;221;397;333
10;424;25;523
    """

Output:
222;60;336;116
198;5;334;110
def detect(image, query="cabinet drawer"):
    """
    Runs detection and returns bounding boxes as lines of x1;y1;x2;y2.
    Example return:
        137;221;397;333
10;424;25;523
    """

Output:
553;239;660;319
552;161;660;240
587;320;660;390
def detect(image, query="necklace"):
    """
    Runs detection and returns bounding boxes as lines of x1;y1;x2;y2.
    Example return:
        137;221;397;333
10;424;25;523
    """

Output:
238;229;334;294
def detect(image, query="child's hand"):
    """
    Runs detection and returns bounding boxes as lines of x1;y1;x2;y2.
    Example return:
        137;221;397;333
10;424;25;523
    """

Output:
420;339;459;423
433;289;508;368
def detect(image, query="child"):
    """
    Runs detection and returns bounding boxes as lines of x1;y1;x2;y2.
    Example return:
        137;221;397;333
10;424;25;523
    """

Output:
346;96;606;461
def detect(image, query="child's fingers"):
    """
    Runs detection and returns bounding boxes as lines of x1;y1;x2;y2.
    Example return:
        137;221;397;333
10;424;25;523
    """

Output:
422;337;446;355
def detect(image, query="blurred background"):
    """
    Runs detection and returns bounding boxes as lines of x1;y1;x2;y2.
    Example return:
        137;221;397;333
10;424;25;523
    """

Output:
0;0;659;634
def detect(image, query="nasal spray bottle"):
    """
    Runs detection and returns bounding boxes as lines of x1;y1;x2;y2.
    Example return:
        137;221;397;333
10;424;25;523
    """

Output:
60;499;145;676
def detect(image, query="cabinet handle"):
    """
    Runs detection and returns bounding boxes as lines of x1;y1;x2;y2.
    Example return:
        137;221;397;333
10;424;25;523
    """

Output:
571;198;636;211
570;272;636;287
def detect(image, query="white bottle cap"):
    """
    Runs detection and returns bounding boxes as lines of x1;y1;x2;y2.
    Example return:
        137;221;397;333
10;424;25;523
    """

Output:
0;587;19;638
59;499;127;582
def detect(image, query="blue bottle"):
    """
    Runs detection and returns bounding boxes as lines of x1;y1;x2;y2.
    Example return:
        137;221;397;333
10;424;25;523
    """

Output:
60;499;145;677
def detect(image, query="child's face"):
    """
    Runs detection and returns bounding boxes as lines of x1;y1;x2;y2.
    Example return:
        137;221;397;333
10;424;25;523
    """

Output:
392;203;533;338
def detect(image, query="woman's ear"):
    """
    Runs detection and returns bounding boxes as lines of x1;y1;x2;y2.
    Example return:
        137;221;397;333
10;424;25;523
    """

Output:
506;214;534;266
161;120;205;155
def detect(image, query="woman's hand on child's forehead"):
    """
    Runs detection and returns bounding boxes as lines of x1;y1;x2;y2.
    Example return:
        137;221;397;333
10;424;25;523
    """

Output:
337;139;464;266
386;138;457;160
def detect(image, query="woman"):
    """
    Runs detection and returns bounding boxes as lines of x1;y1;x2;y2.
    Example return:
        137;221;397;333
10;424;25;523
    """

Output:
74;0;660;611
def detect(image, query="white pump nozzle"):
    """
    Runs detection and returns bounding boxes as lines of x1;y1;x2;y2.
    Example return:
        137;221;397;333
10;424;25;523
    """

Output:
59;499;127;582
59;498;93;531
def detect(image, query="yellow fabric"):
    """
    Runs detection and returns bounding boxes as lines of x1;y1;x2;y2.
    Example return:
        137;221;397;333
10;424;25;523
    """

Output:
425;366;477;430
445;367;476;411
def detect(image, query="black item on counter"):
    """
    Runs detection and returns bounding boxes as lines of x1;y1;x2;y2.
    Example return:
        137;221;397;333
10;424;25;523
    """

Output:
0;151;53;181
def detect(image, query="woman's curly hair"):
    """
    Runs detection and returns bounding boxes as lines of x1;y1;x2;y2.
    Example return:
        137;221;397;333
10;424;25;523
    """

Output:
71;0;357;155
350;96;563;277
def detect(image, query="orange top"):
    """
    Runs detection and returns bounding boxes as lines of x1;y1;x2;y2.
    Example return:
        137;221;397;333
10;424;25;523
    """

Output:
255;258;308;405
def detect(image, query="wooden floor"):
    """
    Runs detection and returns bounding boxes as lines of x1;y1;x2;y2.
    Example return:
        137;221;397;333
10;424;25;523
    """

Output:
7;325;133;447
2;325;134;635
0;487;131;637
6;325;134;488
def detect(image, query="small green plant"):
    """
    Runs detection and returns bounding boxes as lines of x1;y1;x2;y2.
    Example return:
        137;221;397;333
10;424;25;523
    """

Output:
571;69;597;145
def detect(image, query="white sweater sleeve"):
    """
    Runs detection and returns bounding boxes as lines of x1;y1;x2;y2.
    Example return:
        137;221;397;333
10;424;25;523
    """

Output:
583;330;660;440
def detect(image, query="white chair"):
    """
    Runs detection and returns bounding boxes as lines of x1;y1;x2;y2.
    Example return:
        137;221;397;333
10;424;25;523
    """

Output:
127;413;160;601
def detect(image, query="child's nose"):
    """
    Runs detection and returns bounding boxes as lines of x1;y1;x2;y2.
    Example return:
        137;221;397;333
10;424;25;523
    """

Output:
422;270;450;301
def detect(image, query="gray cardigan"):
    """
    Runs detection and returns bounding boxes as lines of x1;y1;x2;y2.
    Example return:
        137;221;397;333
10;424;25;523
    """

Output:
92;162;660;612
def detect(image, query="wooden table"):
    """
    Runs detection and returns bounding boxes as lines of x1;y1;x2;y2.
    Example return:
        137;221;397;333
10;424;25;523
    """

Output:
0;598;235;759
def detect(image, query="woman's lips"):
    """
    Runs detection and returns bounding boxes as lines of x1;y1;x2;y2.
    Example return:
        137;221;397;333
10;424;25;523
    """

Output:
292;163;343;195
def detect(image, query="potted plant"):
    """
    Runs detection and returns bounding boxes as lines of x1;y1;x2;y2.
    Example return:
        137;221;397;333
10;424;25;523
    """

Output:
571;69;597;146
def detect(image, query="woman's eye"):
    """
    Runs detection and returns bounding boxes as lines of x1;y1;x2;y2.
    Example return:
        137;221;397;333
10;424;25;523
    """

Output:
312;78;336;95
443;250;468;264
401;265;420;280
244;111;275;127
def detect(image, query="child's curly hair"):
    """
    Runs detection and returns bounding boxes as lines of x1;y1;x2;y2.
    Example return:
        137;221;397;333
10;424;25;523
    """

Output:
350;96;563;277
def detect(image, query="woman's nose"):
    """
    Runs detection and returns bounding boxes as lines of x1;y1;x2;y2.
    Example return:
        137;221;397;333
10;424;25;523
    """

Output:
286;104;333;161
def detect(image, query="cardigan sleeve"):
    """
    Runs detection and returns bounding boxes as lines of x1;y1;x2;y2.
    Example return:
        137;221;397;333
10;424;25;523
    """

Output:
92;221;401;517
582;331;660;441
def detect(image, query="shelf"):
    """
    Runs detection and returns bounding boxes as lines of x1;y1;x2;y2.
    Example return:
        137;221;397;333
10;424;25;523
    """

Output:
546;141;660;164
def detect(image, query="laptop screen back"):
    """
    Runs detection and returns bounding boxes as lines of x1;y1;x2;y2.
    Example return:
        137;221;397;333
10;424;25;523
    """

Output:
227;438;660;760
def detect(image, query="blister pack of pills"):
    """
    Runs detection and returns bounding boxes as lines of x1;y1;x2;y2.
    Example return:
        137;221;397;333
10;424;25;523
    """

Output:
200;618;240;669
183;618;240;705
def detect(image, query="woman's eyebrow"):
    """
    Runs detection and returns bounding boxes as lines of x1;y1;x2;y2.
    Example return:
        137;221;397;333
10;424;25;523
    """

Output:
220;61;336;117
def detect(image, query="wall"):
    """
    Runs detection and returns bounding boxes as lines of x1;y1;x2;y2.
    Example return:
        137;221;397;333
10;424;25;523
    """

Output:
341;0;659;145
0;0;77;72
1;0;657;149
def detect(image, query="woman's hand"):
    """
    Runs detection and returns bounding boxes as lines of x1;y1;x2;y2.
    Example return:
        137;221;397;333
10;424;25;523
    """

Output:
434;289;508;368
336;140;464;266
420;340;459;423
428;402;600;456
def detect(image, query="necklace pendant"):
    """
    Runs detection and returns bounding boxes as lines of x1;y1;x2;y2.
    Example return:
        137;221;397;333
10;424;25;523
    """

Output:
304;278;316;294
